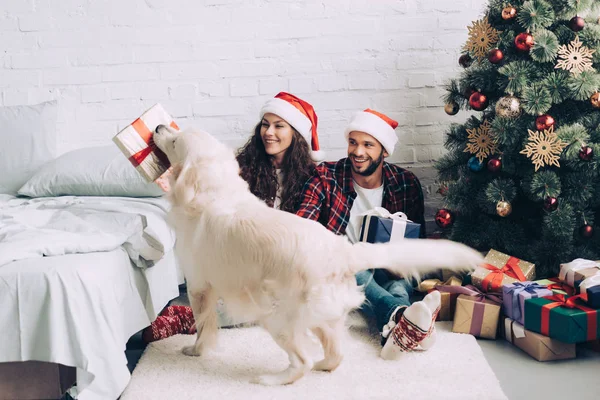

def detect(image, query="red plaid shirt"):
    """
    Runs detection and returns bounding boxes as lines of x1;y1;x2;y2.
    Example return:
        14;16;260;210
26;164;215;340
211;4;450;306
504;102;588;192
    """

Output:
295;158;426;237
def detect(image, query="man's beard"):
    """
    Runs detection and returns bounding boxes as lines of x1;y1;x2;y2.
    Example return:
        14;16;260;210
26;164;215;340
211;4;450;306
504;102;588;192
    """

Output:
350;150;384;176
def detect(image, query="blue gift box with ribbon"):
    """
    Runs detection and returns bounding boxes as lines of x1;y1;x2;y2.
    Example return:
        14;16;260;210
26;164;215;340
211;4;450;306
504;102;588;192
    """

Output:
580;274;600;309
358;207;421;243
502;282;553;326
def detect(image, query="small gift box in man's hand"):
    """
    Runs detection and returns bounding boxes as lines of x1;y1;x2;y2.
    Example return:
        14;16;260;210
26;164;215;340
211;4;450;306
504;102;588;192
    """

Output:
113;103;179;184
358;206;421;243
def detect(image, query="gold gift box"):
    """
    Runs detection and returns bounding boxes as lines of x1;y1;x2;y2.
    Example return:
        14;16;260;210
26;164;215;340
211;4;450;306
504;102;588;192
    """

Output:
471;249;535;292
502;317;575;361
452;294;501;339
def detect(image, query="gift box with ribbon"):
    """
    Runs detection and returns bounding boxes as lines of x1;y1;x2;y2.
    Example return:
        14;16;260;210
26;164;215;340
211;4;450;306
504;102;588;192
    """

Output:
417;276;462;321
533;278;574;296
113;103;179;182
579;274;600;309
502;282;553;326
501;317;575;361
558;258;600;287
358;206;421;243
451;285;502;339
523;294;600;344
471;249;535;292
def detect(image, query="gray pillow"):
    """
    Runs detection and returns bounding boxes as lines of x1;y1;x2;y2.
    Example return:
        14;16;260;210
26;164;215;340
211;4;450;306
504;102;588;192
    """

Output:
18;145;165;197
0;101;58;194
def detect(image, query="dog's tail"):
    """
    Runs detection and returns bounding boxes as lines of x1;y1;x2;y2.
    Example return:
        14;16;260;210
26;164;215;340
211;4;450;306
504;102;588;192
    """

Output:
346;239;483;282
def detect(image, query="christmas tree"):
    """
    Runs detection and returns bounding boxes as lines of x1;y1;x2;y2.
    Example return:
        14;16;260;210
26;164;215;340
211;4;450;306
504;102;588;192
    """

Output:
436;0;600;278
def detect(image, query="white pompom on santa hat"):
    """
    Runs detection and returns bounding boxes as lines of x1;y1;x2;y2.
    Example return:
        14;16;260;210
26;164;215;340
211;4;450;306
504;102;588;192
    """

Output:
259;92;325;162
344;108;399;157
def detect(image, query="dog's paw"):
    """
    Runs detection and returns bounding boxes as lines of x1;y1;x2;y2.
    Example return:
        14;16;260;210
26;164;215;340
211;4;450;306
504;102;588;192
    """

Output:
181;345;202;357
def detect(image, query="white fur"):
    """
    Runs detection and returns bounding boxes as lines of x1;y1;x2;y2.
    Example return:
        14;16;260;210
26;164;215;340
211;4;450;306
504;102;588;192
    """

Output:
153;125;484;385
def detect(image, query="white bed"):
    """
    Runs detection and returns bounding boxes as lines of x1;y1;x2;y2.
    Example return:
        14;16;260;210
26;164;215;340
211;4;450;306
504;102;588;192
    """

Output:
0;195;181;400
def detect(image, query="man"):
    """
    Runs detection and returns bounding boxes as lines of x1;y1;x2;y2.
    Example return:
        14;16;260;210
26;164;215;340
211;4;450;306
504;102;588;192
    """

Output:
296;109;440;360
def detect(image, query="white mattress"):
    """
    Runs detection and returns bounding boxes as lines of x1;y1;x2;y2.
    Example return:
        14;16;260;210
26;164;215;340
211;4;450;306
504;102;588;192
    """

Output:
0;247;180;400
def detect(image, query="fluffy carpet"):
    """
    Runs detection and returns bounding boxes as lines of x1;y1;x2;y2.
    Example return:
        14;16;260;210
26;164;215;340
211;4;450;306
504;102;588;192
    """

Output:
121;315;507;400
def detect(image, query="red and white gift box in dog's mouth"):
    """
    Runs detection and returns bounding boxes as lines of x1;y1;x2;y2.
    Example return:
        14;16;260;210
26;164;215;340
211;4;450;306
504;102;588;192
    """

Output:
113;103;179;183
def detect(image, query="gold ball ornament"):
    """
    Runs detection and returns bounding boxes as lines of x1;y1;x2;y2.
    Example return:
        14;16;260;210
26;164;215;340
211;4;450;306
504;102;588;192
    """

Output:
496;200;512;217
591;92;600;109
495;95;521;118
444;102;459;115
502;6;517;20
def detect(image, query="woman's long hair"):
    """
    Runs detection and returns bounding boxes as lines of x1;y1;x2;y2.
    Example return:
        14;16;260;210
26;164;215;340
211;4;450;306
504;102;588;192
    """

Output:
237;123;315;213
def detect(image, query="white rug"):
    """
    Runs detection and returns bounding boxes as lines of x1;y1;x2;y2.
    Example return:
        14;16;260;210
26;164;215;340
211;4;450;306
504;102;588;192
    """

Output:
121;315;507;400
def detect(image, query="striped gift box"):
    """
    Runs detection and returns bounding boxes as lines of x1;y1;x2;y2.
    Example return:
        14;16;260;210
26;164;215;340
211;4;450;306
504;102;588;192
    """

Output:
113;103;179;182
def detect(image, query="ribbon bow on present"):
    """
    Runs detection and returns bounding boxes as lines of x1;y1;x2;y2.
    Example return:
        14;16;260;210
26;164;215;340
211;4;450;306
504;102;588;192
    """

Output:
559;258;599;286
505;282;547;322
417;276;462;292
439;285;501;337
541;294;598;341
360;206;412;222
544;277;575;296
481;256;527;292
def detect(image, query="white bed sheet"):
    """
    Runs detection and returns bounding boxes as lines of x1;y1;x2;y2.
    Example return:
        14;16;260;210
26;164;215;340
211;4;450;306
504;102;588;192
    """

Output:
0;244;180;400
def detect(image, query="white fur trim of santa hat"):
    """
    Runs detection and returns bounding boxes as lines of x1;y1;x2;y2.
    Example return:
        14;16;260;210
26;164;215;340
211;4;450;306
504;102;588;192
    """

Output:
260;94;325;163
344;110;398;156
260;98;312;145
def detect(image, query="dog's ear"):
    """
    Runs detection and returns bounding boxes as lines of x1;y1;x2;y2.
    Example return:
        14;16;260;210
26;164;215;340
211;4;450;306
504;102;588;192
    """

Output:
169;162;198;207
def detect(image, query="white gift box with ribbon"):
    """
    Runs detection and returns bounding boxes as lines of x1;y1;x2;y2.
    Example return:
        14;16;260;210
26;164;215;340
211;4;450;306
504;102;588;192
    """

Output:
558;258;599;287
358;206;421;243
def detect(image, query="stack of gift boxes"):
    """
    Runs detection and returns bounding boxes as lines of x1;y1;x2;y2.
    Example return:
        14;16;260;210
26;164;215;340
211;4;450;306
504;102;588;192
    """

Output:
358;209;600;361
422;251;600;361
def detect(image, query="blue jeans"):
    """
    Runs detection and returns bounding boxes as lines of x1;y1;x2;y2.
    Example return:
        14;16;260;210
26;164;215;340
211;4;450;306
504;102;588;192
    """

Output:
355;269;413;331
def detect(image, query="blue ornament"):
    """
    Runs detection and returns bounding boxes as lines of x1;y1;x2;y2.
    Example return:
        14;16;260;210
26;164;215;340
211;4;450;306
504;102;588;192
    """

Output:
468;156;484;172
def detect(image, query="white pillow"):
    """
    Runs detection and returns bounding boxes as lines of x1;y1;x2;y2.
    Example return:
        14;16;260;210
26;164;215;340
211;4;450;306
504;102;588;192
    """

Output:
18;145;165;197
0;101;58;194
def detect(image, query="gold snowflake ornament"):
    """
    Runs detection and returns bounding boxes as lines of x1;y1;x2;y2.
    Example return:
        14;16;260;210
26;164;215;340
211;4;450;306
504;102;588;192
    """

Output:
519;126;567;171
463;16;500;62
464;120;498;162
555;36;595;75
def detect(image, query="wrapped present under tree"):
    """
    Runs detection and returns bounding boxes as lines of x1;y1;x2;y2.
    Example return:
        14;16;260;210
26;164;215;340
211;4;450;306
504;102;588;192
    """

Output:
113;103;179;182
558;259;600;287
471;249;534;292
579;275;600;309
502;282;552;326
417;276;463;321
524;294;600;344
501;317;575;362
451;285;502;339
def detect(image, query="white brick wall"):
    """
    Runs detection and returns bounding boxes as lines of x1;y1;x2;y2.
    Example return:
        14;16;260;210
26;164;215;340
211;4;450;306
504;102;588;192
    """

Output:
0;0;484;162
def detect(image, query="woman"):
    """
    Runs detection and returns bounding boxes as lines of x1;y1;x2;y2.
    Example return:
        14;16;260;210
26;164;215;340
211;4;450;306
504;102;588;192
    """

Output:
237;92;324;212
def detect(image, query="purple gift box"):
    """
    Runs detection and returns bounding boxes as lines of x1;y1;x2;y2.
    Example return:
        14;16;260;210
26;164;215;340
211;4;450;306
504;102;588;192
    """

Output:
502;282;553;325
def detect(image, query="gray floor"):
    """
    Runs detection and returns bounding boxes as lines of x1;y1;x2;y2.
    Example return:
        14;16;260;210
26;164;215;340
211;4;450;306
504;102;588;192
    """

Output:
477;332;600;400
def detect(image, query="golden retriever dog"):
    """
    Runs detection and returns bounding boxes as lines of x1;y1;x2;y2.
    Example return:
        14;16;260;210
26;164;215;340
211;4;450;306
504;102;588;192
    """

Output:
153;125;483;385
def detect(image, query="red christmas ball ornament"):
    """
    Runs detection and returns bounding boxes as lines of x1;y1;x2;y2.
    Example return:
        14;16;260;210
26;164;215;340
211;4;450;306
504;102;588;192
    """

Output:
543;196;558;212
469;92;489;111
488;48;504;64
435;208;454;229
487;157;502;172
569;16;585;32
579;145;594;161
514;32;534;52
579;224;594;238
535;114;555;131
459;54;473;68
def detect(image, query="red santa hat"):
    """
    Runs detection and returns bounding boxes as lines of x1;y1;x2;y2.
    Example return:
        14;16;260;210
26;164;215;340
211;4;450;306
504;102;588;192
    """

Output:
344;109;399;156
259;92;325;162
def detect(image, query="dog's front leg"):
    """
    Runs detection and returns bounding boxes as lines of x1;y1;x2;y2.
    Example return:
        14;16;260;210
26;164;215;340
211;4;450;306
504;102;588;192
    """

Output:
182;286;218;357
